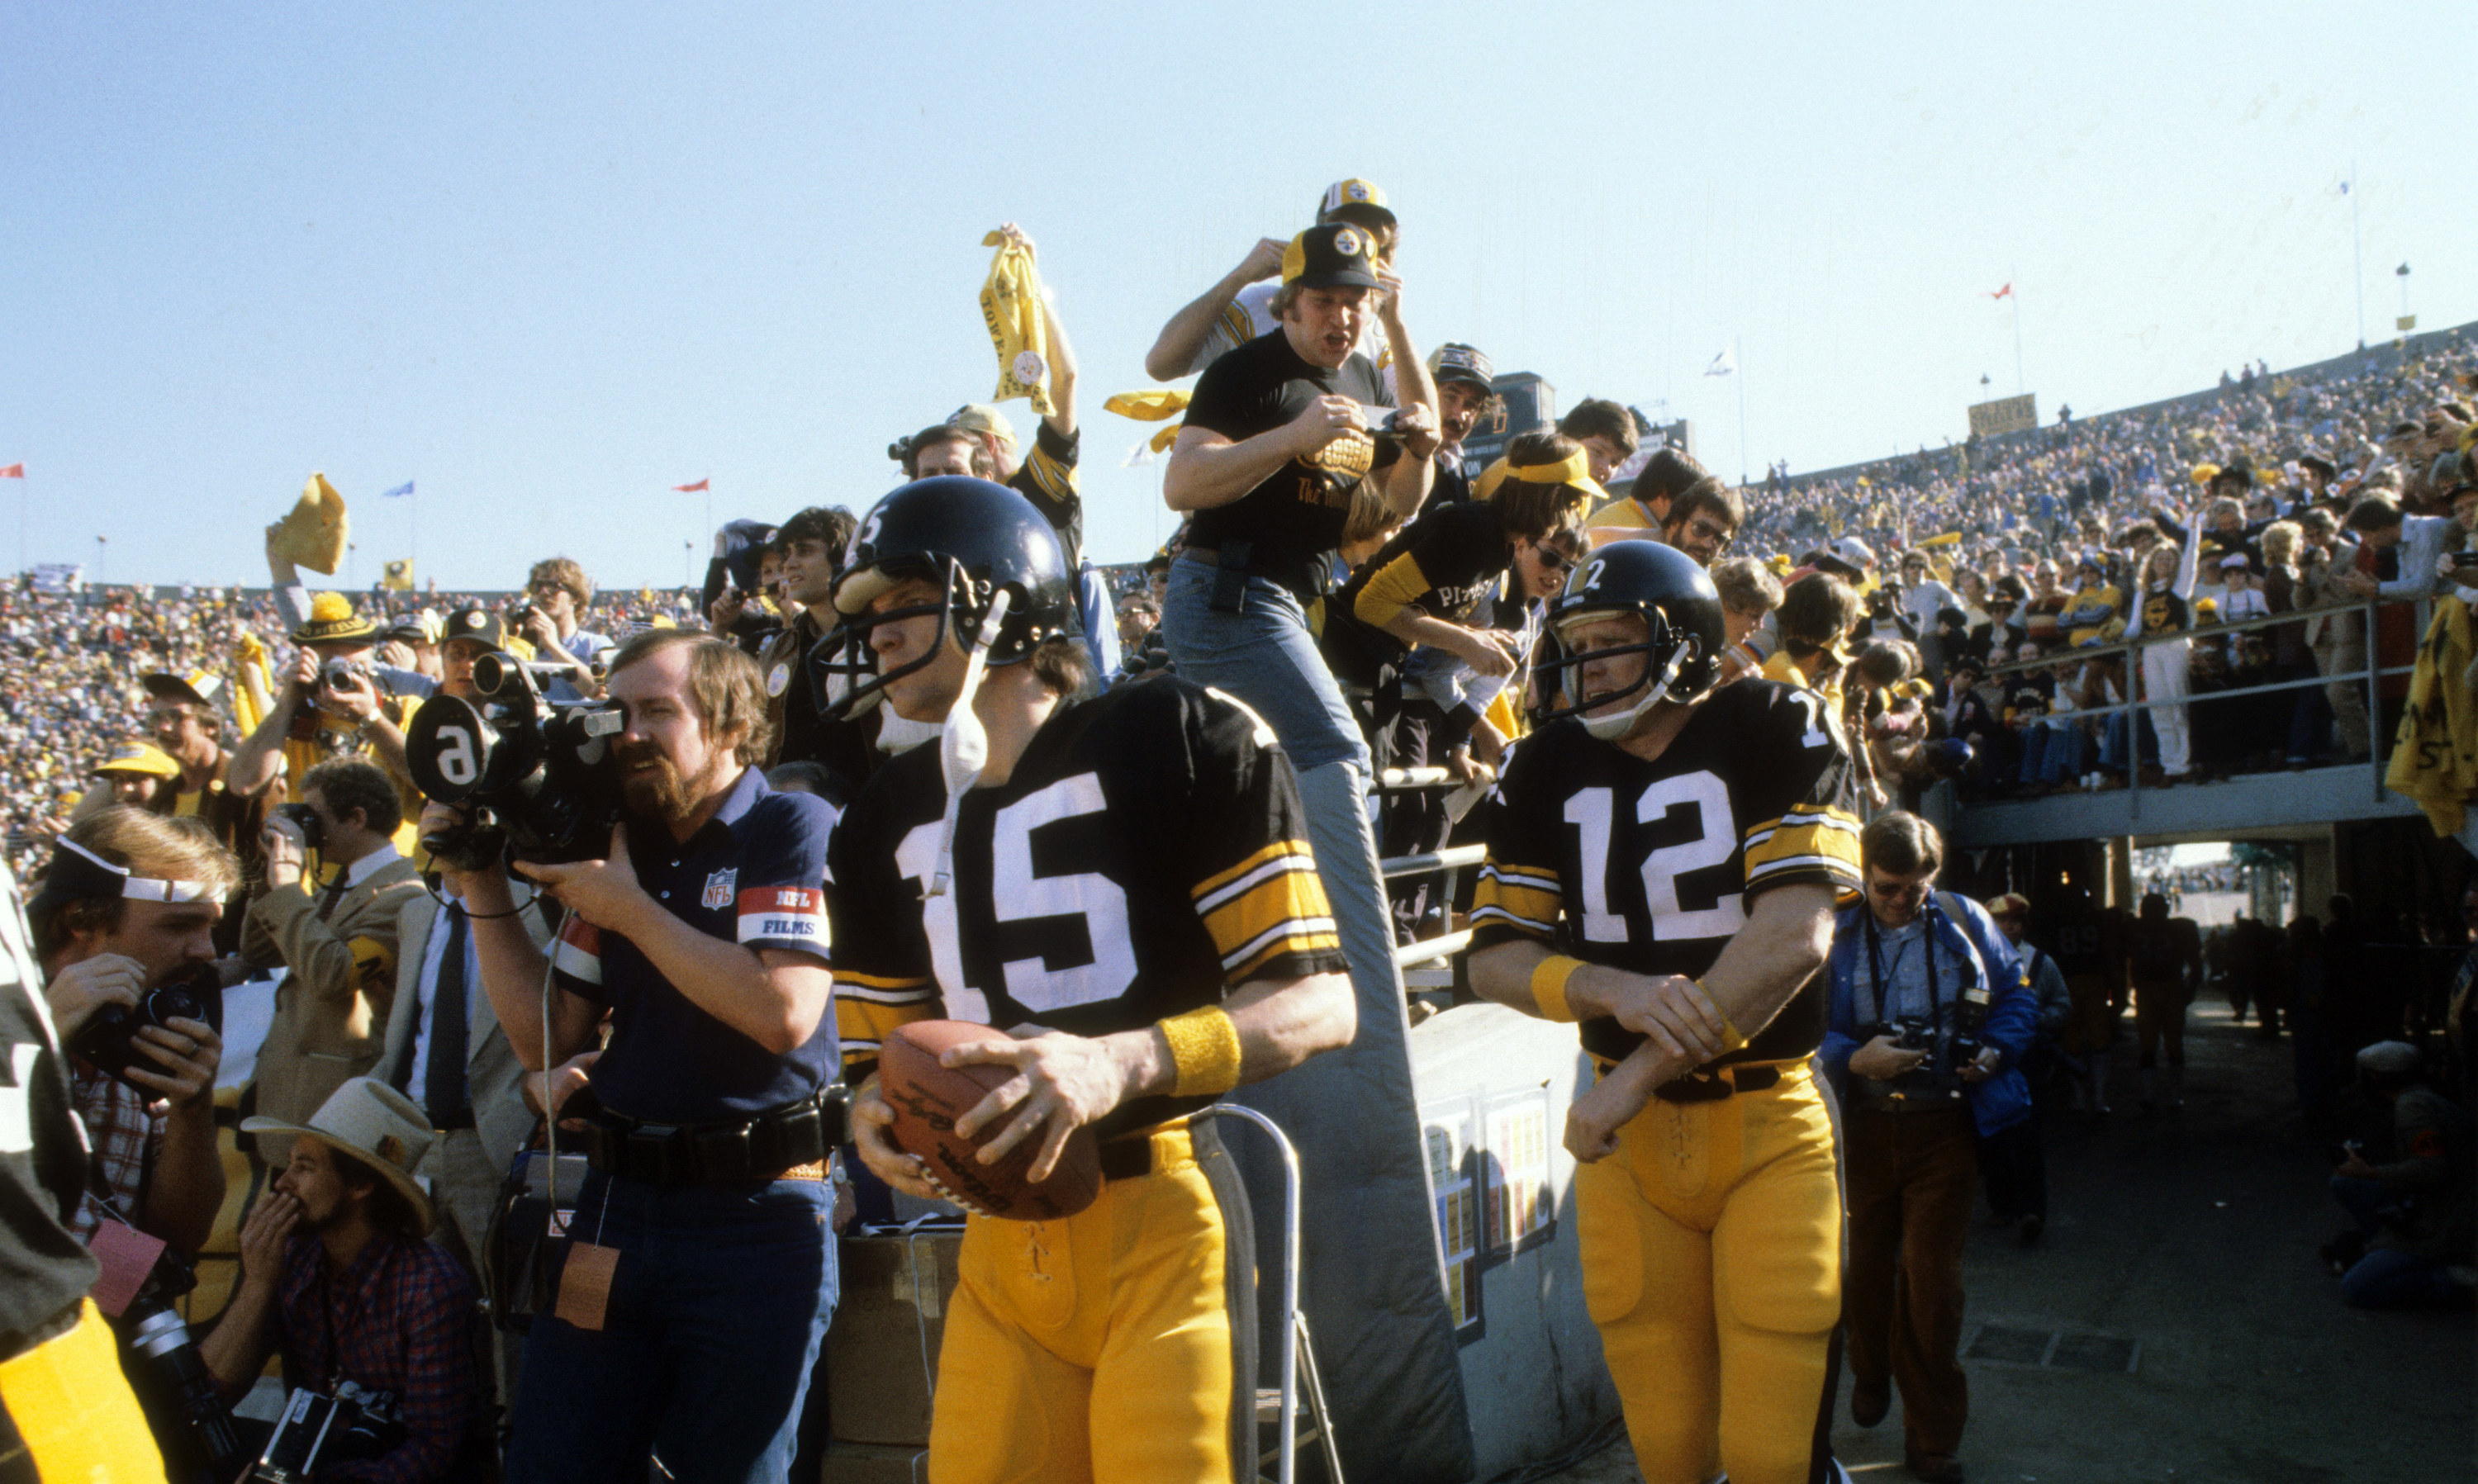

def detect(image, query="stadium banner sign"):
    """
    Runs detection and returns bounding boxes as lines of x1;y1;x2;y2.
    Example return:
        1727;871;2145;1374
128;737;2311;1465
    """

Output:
1968;392;2038;438
29;563;82;593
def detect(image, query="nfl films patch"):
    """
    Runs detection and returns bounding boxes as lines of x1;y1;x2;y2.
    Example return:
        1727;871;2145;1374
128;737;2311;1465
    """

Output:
702;868;738;910
737;884;824;943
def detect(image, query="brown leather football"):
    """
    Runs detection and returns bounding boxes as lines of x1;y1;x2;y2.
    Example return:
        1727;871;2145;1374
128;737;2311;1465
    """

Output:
877;1020;1103;1221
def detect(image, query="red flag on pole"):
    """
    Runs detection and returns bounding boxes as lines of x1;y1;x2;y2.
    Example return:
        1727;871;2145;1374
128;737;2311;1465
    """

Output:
0;465;22;479
1984;283;2013;301
672;478;710;492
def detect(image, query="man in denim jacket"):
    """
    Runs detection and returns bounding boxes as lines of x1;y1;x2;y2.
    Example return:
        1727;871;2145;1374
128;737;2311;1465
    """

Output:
1819;811;2034;1484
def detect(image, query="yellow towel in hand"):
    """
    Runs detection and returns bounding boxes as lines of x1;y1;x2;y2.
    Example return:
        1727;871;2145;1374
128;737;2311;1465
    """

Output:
2385;595;2478;836
271;472;349;575
980;230;1052;416
1105;390;1190;422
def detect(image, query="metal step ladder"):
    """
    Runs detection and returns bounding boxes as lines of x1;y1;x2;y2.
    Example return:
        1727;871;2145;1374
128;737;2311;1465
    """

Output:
1195;1105;1346;1484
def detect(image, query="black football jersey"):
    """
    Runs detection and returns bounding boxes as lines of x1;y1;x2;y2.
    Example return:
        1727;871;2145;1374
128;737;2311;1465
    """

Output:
1470;679;1863;1065
828;676;1346;1136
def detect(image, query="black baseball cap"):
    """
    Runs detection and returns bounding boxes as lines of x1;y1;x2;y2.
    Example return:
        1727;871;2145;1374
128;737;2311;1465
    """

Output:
442;605;510;651
1279;224;1384;292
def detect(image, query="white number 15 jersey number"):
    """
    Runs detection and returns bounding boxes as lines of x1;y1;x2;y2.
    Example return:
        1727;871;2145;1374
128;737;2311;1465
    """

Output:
901;772;1138;1023
1561;771;1748;945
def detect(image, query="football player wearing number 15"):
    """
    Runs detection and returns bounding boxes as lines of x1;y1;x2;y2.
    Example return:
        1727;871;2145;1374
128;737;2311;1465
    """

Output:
1466;540;1864;1484
824;477;1355;1484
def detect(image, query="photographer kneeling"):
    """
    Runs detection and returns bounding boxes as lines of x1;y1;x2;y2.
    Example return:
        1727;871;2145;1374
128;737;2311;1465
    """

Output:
1820;812;2034;1484
444;630;839;1484
209;1077;482;1482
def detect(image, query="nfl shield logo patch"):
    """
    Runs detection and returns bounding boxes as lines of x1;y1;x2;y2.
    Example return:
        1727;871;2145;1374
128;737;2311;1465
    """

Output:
701;869;737;910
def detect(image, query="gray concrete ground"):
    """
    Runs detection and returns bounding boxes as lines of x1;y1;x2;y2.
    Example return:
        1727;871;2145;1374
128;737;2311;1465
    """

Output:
1532;1004;2474;1484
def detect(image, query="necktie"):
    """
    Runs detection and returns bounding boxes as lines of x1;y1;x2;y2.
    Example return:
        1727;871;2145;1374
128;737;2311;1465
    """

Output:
316;867;349;921
423;905;472;1124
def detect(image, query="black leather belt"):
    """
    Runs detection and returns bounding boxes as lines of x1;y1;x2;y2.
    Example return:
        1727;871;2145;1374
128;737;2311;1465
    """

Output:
580;1087;851;1186
1099;1138;1154;1182
1654;1064;1783;1103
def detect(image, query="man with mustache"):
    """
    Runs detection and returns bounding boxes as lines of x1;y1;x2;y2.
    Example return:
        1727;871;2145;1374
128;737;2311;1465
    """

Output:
449;629;842;1484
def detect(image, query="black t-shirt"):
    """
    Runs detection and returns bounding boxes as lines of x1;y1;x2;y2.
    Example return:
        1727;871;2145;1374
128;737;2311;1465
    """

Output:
2139;586;2189;636
1181;330;1398;595
1431;449;1474;508
827;677;1346;1135
1470;680;1864;1066
0;869;102;1354
1327;500;1511;685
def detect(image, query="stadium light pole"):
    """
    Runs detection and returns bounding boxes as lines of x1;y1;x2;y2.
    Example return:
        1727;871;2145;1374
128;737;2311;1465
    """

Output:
2350;163;2365;348
2396;263;2412;330
2010;266;2026;396
1735;335;1749;488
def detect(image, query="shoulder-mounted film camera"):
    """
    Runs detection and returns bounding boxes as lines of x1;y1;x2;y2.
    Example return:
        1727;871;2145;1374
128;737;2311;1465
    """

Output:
405;648;623;871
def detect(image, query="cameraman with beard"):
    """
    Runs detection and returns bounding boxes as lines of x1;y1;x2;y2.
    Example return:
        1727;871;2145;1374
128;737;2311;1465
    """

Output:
445;630;838;1484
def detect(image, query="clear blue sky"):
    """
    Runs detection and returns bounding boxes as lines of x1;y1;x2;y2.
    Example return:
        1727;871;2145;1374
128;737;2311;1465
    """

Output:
5;3;2469;590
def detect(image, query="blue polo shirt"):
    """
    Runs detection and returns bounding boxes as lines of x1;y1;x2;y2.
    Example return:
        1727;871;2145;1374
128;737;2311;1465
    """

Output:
550;767;837;1123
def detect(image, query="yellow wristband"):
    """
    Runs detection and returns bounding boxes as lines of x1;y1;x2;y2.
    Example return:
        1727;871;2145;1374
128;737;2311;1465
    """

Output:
1699;980;1749;1053
1531;955;1587;1022
1160;1006;1243;1098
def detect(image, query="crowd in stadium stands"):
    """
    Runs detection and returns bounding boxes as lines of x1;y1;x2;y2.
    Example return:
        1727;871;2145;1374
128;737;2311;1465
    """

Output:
14;184;2478;1482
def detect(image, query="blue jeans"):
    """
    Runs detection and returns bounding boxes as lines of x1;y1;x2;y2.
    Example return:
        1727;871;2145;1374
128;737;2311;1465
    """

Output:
2343;1246;2461;1308
1161;558;1367;772
506;1171;838;1484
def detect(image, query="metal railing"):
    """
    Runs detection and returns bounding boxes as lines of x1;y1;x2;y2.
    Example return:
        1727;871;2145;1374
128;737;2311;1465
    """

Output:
1974;592;2428;818
1371;766;1487;976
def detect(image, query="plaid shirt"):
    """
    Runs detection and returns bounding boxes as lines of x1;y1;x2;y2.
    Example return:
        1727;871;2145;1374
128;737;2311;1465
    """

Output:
278;1230;480;1484
68;1064;163;1241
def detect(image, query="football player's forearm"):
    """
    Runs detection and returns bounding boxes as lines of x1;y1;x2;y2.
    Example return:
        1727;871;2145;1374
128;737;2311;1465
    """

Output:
1697;884;1837;1042
1113;971;1357;1106
1467;940;1555;1013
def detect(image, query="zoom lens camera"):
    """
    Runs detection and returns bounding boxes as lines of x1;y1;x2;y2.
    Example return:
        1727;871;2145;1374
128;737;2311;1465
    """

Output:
112;1245;248;1480
404;648;624;872
68;962;221;1092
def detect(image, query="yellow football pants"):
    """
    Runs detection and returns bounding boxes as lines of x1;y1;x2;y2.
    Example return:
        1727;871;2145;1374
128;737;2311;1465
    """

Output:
928;1121;1254;1484
0;1299;168;1483
1575;1061;1841;1484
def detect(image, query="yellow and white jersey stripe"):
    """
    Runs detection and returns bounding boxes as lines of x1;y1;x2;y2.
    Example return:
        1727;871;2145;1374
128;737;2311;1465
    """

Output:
1192;841;1340;984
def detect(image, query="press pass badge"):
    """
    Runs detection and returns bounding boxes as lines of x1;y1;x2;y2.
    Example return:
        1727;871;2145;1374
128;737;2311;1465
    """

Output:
556;1243;620;1331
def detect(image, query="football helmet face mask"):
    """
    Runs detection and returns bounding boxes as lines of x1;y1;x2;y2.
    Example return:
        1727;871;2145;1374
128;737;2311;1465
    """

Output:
813;476;1078;722
1536;540;1726;741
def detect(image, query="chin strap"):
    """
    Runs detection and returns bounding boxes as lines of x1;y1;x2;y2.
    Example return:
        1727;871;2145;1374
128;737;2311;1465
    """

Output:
1580;642;1688;741
926;590;1013;898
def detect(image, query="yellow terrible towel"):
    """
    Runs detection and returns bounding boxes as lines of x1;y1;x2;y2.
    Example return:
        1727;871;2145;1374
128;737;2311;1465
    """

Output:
980;230;1053;416
271;472;349;575
2385;595;2478;836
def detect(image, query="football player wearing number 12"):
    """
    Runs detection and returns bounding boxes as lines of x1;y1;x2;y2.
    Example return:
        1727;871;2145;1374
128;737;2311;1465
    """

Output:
824;477;1355;1484
1467;540;1864;1484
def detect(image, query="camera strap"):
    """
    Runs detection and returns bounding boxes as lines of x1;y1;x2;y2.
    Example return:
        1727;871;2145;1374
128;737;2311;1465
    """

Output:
1861;905;1942;1036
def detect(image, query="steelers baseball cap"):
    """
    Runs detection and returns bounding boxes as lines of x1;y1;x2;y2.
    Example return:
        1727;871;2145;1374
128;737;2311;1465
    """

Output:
1427;342;1496;392
93;738;181;780
1317;178;1395;232
442;605;510;651
1280;224;1384;292
142;669;226;710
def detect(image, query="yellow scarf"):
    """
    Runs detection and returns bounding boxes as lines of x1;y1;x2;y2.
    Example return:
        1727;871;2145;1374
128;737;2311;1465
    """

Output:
979;231;1053;416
